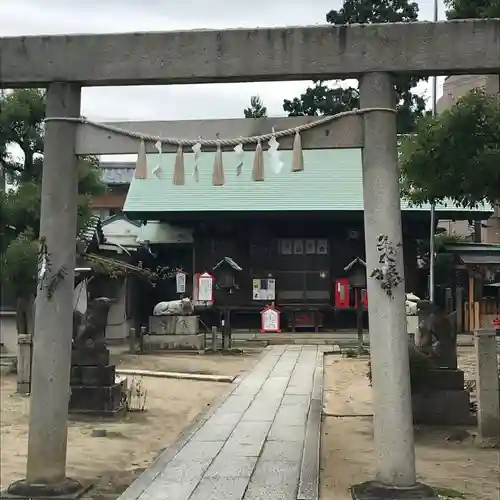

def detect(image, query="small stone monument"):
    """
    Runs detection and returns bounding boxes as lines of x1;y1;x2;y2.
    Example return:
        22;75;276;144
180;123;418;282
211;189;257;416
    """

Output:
412;301;472;425
70;297;124;416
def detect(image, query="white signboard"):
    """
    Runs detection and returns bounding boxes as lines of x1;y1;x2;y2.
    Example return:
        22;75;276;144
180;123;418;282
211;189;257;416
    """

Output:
198;272;214;302
253;278;276;301
261;307;280;332
176;271;187;293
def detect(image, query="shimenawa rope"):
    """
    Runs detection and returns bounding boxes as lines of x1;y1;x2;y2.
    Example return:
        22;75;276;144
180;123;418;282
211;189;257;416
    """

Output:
45;107;396;185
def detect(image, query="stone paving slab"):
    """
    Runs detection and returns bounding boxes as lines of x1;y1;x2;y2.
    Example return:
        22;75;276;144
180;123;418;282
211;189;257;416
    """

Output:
120;345;323;500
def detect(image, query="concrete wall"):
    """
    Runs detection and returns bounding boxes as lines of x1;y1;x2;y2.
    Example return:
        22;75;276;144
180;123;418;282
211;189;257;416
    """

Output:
105;281;131;343
437;75;491;113
0;312;18;353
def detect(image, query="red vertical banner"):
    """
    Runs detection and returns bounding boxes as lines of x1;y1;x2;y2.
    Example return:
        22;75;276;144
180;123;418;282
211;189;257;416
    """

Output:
361;288;368;309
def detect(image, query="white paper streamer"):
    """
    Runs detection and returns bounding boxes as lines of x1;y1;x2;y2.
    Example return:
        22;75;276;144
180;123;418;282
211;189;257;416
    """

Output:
152;140;163;178
234;143;244;176
38;255;47;281
268;134;283;174
192;141;202;182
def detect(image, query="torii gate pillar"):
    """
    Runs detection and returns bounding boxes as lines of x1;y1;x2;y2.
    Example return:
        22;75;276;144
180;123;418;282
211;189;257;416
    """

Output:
351;72;436;499
6;83;85;498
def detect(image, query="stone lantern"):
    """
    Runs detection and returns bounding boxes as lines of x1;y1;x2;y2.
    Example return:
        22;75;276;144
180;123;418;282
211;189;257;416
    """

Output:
212;257;243;348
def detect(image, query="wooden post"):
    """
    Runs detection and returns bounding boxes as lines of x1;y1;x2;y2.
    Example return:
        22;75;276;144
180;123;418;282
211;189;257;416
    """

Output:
474;301;481;330
356;288;364;354
468;273;474;331
128;327;136;353
17;334;33;395
445;287;453;314
139;325;146;353
211;326;217;353
222;309;231;349
456;286;464;333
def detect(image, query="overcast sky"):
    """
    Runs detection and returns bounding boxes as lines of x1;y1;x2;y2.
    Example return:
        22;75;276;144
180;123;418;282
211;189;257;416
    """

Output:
1;0;446;125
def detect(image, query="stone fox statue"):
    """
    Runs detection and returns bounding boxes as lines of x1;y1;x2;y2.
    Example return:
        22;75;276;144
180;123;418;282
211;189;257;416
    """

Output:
72;297;113;349
418;301;458;370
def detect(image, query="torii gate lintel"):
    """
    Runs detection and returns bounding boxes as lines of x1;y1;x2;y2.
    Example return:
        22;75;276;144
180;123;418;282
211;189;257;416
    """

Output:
3;20;498;500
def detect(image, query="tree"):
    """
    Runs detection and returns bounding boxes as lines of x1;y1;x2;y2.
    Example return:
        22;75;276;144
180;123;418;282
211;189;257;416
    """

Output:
400;2;499;209
445;0;500;19
0;89;45;183
0;89;105;333
400;89;500;209
244;95;268;118
282;0;428;134
283;82;360;117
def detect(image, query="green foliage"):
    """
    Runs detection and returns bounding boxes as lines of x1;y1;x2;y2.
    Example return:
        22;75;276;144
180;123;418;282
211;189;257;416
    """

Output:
367;345;434;392
434;233;470;252
0;89;105;302
400;89;500;208
0;231;39;298
282;0;428;134
283;81;359;117
445;0;500;19
244;96;268;118
342;348;359;358
86;255;128;280
0;89;45;182
326;0;419;23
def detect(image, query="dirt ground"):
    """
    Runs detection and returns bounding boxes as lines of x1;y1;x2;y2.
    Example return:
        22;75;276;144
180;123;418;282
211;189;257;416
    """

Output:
320;348;500;500
0;349;262;500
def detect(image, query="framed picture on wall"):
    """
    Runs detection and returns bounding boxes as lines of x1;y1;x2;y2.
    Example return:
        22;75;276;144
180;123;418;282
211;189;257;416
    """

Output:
316;239;328;255
280;239;292;255
293;239;304;254
305;239;316;254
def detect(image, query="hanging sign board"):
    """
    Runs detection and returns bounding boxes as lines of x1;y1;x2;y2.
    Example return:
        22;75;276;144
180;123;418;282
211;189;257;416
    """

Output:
260;305;281;333
253;278;276;301
197;272;214;302
176;271;187;293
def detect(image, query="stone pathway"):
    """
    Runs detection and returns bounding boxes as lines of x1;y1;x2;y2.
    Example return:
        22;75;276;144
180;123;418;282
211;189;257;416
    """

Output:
119;346;323;500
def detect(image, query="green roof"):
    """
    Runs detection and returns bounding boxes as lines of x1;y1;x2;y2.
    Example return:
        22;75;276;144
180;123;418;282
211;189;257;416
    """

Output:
123;149;492;214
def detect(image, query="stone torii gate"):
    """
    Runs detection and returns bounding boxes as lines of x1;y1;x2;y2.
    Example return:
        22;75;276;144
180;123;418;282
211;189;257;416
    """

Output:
1;20;499;500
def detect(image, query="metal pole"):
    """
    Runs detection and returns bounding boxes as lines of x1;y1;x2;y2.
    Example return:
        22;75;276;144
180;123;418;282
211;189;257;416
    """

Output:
429;204;436;302
429;0;438;303
356;288;364;354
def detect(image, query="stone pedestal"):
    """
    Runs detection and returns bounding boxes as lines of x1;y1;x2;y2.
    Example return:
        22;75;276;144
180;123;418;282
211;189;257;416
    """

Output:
351;481;438;500
412;369;472;425
69;346;124;417
142;333;205;351
149;315;199;335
